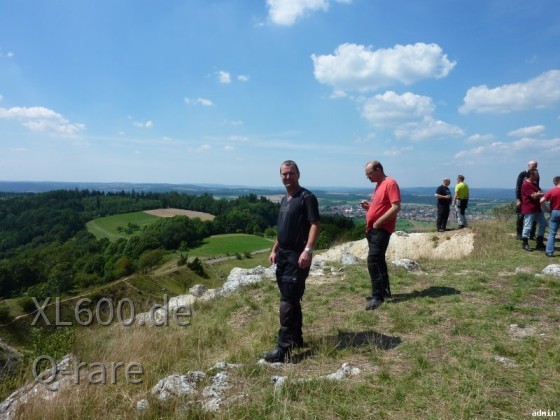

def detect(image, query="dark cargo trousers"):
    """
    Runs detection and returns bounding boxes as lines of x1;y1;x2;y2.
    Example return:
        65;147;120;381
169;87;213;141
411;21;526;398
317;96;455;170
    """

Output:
275;248;308;351
366;228;392;300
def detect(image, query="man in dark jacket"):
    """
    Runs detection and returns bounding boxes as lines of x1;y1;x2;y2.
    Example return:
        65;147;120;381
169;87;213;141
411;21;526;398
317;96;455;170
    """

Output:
264;160;321;363
520;168;546;251
434;178;452;232
516;160;539;240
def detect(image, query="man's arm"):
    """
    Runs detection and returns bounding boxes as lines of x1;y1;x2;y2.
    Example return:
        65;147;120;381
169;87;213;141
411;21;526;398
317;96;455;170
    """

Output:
269;238;279;265
372;202;401;229
299;221;321;269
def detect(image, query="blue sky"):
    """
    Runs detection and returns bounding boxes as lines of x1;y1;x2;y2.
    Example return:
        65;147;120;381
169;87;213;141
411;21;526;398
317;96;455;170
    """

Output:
1;0;559;190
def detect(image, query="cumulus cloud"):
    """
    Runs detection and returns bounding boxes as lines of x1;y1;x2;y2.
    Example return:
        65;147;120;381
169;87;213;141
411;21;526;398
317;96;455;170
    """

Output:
383;146;413;156
267;0;329;26
184;97;214;107
0;105;85;137
394;119;464;141
217;70;231;84
312;42;456;93
237;74;250;82
466;134;496;143
454;137;560;162
132;120;153;128
361;91;463;141
459;70;560;114
362;91;435;126
508;125;545;137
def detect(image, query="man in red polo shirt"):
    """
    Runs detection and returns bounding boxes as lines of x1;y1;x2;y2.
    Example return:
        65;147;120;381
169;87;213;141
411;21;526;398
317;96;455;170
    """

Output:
360;160;401;310
540;176;560;257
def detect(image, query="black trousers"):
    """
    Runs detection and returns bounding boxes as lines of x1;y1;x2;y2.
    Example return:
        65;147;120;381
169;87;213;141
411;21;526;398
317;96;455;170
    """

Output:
437;204;450;230
366;228;392;300
275;249;308;350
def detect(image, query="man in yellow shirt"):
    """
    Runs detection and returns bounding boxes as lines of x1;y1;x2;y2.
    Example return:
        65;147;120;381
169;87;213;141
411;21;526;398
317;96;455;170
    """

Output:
453;175;469;228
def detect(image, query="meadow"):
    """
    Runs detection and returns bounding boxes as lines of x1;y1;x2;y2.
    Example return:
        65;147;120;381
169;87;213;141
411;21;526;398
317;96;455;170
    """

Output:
3;218;559;418
86;211;159;240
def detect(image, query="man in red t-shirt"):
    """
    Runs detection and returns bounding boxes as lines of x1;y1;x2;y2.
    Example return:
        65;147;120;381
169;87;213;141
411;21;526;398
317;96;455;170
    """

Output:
540;176;560;257
360;160;401;310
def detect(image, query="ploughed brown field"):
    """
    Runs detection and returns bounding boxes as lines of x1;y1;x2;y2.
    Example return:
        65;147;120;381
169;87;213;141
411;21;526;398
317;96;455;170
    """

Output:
143;208;215;221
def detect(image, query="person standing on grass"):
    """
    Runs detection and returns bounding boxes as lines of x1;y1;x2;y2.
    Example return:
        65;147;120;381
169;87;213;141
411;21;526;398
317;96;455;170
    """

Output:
516;160;539;240
453;175;469;229
520;168;546;252
264;160;321;363
434;177;452;232
540;176;560;257
361;160;401;311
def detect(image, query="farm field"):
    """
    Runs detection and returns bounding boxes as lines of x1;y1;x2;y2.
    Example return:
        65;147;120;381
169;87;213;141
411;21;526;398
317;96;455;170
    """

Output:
192;233;274;258
86;211;159;240
86;208;215;240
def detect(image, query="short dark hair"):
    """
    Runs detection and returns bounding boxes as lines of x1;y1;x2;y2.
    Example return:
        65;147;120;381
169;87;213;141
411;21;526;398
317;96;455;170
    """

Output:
527;168;539;177
280;160;300;174
553;176;560;185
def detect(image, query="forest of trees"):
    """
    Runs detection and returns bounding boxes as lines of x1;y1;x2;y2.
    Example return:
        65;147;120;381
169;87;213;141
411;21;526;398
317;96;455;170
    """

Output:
0;190;360;300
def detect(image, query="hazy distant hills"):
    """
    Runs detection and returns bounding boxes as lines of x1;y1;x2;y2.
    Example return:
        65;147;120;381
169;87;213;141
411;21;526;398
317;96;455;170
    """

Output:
0;181;515;203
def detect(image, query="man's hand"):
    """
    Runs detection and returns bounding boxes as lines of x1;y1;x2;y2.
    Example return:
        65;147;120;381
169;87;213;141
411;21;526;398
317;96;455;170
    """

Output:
298;251;312;269
269;251;276;265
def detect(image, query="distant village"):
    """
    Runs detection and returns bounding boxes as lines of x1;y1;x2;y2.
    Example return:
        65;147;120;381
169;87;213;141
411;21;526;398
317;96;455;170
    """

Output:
321;202;496;222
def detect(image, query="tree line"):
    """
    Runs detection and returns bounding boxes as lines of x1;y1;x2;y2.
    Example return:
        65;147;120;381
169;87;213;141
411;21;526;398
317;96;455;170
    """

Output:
0;190;361;300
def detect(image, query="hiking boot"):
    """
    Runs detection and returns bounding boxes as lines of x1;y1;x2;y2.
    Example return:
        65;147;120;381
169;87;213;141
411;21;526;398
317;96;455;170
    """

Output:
263;347;289;363
522;238;533;252
365;297;383;311
535;236;546;251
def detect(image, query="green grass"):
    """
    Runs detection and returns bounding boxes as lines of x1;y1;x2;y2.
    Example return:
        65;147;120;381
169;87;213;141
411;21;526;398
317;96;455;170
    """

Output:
86;211;158;240
3;219;560;418
191;233;274;257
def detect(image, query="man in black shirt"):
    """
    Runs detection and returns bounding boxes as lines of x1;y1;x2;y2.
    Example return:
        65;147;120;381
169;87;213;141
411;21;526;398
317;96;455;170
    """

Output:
264;160;321;363
516;160;539;240
434;177;452;232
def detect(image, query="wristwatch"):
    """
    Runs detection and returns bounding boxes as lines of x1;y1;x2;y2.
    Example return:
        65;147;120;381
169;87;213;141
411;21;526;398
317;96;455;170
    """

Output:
304;247;313;255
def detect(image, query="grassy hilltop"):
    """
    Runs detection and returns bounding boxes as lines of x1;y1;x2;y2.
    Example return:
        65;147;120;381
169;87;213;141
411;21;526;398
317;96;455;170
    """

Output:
2;218;560;418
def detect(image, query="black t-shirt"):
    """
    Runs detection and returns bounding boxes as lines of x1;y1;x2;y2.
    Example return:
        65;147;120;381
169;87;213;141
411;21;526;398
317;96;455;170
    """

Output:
435;185;451;206
277;188;320;251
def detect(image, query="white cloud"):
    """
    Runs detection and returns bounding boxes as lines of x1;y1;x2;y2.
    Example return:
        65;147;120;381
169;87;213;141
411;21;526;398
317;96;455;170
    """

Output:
133;119;153;128
267;0;329;26
394;119;464;141
454;137;560;162
383;146;413;156
0;50;14;59
237;74;250;82
188;144;212;153
0;105;85;137
217;71;231;84
312;42;456;93
459;70;560;114
361;91;463;141
227;135;249;142
362;91;435;126
184;97;214;107
224;145;235;151
508;125;545;137
466;134;496;143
